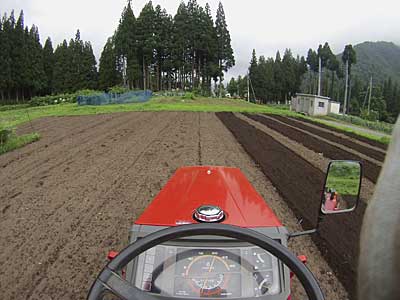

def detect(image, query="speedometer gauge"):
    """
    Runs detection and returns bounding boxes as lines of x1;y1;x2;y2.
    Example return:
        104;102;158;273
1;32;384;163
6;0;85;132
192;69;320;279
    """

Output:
174;249;241;298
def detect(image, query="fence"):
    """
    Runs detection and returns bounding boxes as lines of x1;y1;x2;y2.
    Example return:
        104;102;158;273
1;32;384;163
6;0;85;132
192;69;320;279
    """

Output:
77;90;152;106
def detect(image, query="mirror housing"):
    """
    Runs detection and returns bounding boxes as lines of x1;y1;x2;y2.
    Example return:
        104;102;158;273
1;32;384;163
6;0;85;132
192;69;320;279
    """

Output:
320;160;363;215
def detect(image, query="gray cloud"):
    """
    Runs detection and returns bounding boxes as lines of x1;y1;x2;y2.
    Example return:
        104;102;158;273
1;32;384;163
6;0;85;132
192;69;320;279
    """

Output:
2;0;399;81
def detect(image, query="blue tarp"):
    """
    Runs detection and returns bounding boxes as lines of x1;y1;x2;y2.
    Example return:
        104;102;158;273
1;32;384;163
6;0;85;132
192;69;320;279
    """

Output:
77;90;152;106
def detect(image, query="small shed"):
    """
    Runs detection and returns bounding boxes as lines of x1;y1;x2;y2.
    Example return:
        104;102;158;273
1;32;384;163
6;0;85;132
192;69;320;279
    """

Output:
291;94;341;116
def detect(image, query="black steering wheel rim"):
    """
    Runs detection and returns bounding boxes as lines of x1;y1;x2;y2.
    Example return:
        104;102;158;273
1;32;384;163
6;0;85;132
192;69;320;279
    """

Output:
87;223;324;300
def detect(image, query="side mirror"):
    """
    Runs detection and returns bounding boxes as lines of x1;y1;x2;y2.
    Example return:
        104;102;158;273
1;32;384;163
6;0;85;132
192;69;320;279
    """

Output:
321;160;363;215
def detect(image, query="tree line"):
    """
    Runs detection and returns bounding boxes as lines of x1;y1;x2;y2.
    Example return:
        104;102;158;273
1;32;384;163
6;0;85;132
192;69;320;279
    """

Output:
230;42;399;122
98;0;234;95
0;10;97;103
0;0;234;104
227;49;308;103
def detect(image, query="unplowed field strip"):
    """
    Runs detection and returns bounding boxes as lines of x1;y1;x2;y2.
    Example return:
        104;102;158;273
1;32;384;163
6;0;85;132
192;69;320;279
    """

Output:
244;113;381;183
217;112;365;298
295;117;388;150
270;115;386;162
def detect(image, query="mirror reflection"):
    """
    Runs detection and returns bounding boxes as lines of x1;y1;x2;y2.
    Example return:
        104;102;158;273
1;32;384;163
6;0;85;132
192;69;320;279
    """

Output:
321;161;361;214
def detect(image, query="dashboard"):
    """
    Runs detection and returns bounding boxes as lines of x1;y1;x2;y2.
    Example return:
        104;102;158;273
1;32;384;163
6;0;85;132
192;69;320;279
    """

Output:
132;245;281;298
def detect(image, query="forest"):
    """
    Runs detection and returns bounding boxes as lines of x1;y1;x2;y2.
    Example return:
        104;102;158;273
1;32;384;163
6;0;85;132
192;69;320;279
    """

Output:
1;1;399;123
228;42;400;123
0;0;234;103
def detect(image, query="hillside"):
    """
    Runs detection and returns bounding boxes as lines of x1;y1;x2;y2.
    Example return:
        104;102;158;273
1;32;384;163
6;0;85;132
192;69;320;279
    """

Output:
338;41;400;84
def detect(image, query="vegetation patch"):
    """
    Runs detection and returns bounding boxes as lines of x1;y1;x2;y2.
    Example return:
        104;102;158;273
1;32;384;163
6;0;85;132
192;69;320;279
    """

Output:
0;131;40;155
0;96;296;128
323;113;393;134
298;115;391;145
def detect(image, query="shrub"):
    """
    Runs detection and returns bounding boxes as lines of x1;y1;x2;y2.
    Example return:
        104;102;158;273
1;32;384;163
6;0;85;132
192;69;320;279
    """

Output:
108;85;130;94
182;92;195;100
0;127;13;145
29;90;102;107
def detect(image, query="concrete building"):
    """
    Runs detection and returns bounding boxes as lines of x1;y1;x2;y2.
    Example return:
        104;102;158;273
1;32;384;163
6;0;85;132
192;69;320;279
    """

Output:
291;93;340;116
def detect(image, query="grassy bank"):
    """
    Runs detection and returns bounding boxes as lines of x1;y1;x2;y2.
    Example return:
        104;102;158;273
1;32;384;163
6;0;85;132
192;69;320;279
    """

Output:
306;117;391;145
0;132;40;155
0;95;391;146
0;96;295;128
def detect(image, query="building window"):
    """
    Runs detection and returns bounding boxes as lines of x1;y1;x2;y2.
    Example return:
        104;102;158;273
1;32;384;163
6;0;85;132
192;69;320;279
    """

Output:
318;102;325;108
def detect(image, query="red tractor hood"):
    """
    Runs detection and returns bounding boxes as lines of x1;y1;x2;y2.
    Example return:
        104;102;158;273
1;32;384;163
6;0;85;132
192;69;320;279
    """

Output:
135;166;282;228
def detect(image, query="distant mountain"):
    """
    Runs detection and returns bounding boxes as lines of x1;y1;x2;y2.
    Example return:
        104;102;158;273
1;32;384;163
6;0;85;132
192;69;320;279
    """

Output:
337;41;400;84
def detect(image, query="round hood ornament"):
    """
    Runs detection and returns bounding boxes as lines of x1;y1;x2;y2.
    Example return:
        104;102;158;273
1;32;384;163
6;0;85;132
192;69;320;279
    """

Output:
194;205;225;223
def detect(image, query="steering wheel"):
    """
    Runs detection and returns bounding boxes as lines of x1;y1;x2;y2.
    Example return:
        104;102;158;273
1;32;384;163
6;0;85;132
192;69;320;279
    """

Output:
87;223;324;300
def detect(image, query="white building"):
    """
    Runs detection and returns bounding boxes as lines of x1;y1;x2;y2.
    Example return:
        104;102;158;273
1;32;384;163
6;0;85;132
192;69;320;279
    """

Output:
291;93;340;116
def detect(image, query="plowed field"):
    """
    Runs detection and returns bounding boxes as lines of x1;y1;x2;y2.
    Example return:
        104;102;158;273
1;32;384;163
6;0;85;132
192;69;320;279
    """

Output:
1;111;382;300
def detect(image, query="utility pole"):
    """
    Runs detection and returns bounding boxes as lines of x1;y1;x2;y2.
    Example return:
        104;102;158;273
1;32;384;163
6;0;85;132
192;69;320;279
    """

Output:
368;76;372;115
343;59;349;115
318;56;322;96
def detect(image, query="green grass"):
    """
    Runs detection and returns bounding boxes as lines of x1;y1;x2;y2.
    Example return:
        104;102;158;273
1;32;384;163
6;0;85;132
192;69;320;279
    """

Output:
0;95;391;149
298;115;391;145
0;96;296;128
323;113;393;135
326;163;361;195
0;132;40;155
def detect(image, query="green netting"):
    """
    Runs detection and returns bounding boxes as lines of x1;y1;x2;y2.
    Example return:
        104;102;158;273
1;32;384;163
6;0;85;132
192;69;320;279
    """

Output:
77;90;152;106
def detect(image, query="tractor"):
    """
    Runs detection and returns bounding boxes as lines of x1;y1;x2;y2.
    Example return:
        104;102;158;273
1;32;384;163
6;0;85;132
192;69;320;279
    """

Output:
87;162;363;300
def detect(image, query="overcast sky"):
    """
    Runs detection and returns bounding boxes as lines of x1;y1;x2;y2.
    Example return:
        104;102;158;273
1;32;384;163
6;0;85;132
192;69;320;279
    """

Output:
2;0;400;80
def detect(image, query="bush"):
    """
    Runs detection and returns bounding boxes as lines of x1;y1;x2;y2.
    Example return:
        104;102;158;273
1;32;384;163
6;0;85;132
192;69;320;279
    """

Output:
29;90;102;107
0;104;30;112
108;85;130;94
0;132;40;155
0;127;13;145
182;92;195;100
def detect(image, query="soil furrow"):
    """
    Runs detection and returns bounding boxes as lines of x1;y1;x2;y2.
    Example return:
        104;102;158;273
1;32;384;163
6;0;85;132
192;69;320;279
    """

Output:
244;113;381;183
0;113;137;185
270;115;386;161
217;112;366;299
295;117;388;150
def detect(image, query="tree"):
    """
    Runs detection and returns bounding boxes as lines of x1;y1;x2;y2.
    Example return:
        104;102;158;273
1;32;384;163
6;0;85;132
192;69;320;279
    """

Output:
52;30;97;93
25;25;46;98
306;49;318;94
215;2;234;96
342;44;357;114
227;77;237;96
12;10;27;101
53;40;69;93
99;37;121;90
115;0;140;89
0;13;12;102
43;37;54;94
137;1;156;90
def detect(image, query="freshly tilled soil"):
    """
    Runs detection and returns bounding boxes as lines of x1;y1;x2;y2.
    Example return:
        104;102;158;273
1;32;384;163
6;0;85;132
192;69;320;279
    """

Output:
217;112;371;299
244;113;381;183
295;117;388;150
269;115;386;162
0;112;348;300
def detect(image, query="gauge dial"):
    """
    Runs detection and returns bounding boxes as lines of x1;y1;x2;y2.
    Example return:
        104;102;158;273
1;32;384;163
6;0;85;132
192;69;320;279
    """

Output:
251;248;272;271
186;255;229;291
175;249;241;297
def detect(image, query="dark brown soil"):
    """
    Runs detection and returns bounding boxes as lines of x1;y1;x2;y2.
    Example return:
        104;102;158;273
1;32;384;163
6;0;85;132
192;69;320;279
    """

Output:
217;112;368;299
296;117;388;150
0;112;348;300
244;113;381;183
270;115;386;162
